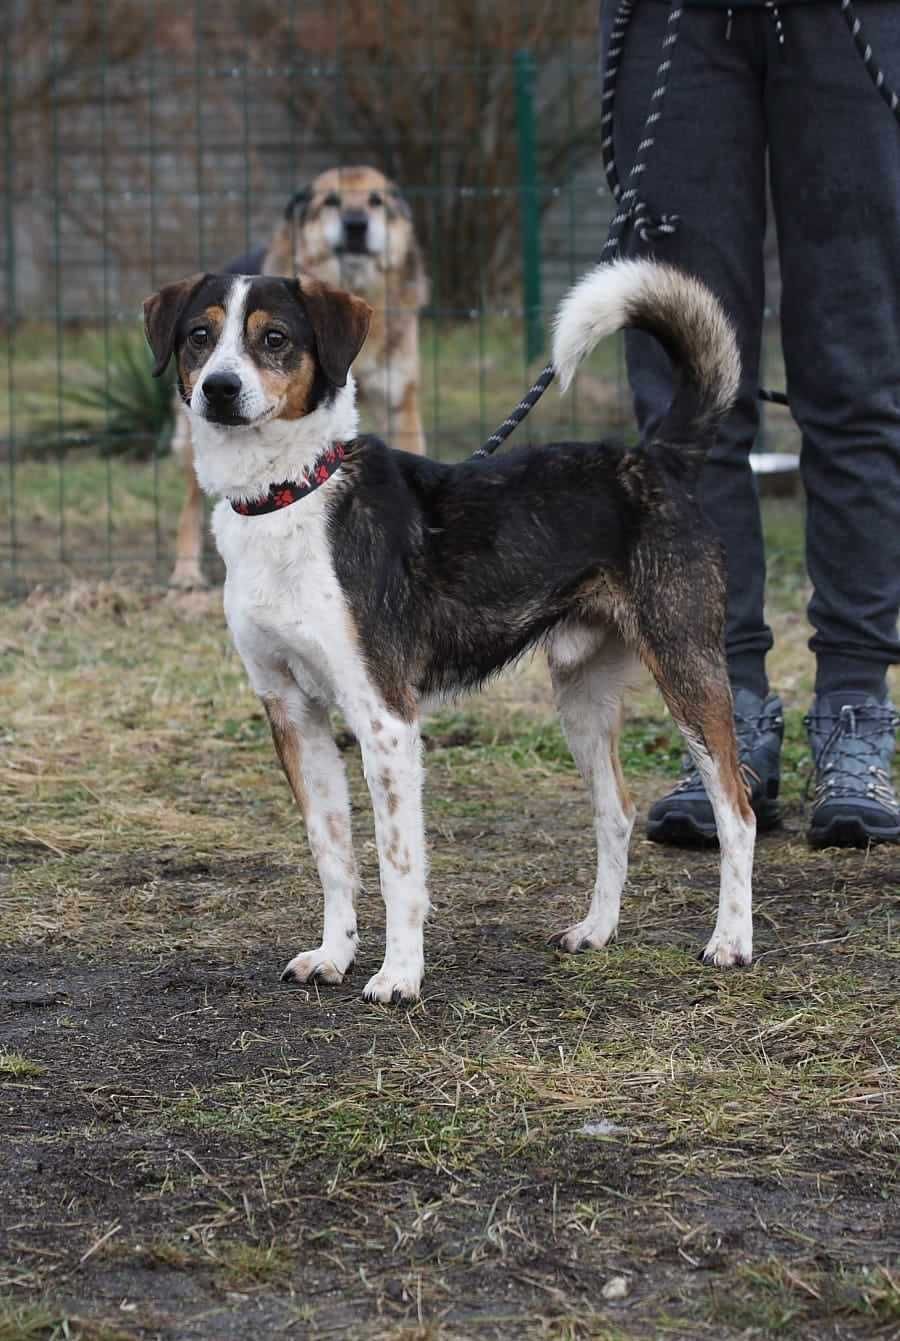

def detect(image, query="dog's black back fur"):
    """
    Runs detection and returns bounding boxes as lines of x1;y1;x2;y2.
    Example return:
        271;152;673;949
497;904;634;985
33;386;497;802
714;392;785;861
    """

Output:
328;435;724;715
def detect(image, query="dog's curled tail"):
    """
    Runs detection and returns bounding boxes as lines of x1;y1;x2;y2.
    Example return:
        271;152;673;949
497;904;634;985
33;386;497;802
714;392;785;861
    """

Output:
552;259;740;457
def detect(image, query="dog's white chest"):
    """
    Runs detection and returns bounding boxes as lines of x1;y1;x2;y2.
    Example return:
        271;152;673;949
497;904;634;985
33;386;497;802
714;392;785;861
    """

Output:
213;497;352;704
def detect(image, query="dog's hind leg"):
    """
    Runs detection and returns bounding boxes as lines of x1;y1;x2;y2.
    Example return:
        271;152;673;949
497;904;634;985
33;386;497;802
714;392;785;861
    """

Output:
264;695;361;986
547;632;638;953
169;407;209;591
642;640;755;967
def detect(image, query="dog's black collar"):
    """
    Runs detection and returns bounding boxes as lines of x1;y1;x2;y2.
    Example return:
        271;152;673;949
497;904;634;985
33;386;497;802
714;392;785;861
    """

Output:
231;442;346;516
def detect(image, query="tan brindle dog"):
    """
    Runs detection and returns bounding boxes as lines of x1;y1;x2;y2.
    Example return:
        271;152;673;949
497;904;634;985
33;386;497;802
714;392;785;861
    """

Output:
168;166;429;590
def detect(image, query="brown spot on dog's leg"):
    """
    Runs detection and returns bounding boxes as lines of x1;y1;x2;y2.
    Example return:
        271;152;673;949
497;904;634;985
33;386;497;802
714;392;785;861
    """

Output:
381;683;417;723
384;823;412;876
387;847;412;877
264;698;308;815
702;693;755;824
379;770;400;816
608;709;635;823
326;812;347;844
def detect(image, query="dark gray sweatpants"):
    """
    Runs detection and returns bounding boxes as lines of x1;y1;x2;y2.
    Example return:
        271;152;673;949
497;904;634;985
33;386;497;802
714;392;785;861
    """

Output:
600;1;900;698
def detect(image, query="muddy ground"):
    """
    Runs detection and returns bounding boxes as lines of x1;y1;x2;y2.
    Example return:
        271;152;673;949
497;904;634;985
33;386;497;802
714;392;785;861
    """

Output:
1;586;898;1339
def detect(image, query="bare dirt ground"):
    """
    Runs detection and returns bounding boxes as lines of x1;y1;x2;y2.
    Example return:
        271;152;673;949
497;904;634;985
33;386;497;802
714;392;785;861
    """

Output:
1;578;898;1340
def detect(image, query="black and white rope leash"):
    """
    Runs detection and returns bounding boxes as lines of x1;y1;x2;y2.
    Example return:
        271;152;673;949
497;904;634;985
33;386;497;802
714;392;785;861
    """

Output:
472;0;900;461
604;2;683;247
840;0;900;115
764;4;786;48
599;0;633;218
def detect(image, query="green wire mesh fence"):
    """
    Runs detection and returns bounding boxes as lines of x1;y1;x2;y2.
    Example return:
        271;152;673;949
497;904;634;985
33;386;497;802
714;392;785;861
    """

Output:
1;0;790;593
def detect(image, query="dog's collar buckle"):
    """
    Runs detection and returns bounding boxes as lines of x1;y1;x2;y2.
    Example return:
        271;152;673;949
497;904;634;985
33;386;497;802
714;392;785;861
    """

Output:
231;442;346;516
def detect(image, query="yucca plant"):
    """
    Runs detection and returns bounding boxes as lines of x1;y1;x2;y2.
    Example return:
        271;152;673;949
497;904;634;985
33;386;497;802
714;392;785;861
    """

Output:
25;330;176;460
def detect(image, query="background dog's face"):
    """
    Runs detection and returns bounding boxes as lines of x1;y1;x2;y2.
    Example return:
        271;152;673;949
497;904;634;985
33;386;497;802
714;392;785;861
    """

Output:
283;166;414;282
144;274;371;428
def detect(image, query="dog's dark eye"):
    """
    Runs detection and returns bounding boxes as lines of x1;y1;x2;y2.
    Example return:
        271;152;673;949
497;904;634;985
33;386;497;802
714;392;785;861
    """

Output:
264;330;287;350
188;327;209;348
368;192;383;208
324;192;341;208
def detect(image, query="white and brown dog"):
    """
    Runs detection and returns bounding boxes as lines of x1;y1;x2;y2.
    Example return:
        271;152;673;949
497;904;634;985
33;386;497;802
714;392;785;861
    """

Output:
168;166;428;590
143;260;754;1005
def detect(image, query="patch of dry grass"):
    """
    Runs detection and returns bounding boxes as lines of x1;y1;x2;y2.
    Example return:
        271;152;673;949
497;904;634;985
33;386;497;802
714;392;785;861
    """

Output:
0;1052;46;1080
1;529;898;1339
0;1300;139;1341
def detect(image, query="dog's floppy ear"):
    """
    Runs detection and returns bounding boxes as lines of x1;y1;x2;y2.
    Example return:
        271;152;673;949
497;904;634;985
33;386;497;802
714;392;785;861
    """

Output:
284;185;313;222
387;185;412;220
143;273;207;378
291;276;372;388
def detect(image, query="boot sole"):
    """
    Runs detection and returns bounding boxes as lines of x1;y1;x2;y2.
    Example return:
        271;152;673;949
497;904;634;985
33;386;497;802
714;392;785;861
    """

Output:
807;813;900;849
646;800;782;849
646;811;719;848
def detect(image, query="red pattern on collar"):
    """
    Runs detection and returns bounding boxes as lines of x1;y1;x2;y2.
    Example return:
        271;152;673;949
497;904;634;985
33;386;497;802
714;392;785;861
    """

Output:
231;442;346;516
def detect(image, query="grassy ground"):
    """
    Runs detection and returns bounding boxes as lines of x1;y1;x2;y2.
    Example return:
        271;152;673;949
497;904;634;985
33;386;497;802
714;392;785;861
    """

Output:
1;492;898;1338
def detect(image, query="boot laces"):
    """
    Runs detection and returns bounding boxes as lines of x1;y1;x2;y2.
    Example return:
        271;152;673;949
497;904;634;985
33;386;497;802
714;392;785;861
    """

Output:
804;705;899;807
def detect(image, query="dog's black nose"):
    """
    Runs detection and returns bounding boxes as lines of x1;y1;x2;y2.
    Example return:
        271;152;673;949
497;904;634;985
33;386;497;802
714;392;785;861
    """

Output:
342;212;369;252
203;371;242;404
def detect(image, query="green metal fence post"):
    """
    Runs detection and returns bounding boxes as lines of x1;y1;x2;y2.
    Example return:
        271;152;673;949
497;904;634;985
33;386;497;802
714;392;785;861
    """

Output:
514;48;542;364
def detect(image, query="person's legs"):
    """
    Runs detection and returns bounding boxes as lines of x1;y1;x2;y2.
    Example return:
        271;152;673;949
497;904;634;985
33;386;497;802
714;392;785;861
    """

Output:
767;3;900;844
601;3;785;843
601;1;770;693
768;4;900;698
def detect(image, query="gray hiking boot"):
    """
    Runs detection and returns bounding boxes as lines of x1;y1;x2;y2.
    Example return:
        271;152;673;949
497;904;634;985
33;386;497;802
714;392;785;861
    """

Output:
646;688;784;847
805;693;900;848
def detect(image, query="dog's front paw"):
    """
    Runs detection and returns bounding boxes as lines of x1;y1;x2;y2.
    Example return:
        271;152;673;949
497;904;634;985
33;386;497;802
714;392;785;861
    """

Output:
549;917;617;955
168;562;209;592
281;946;354;986
362;966;422;1005
700;928;752;968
